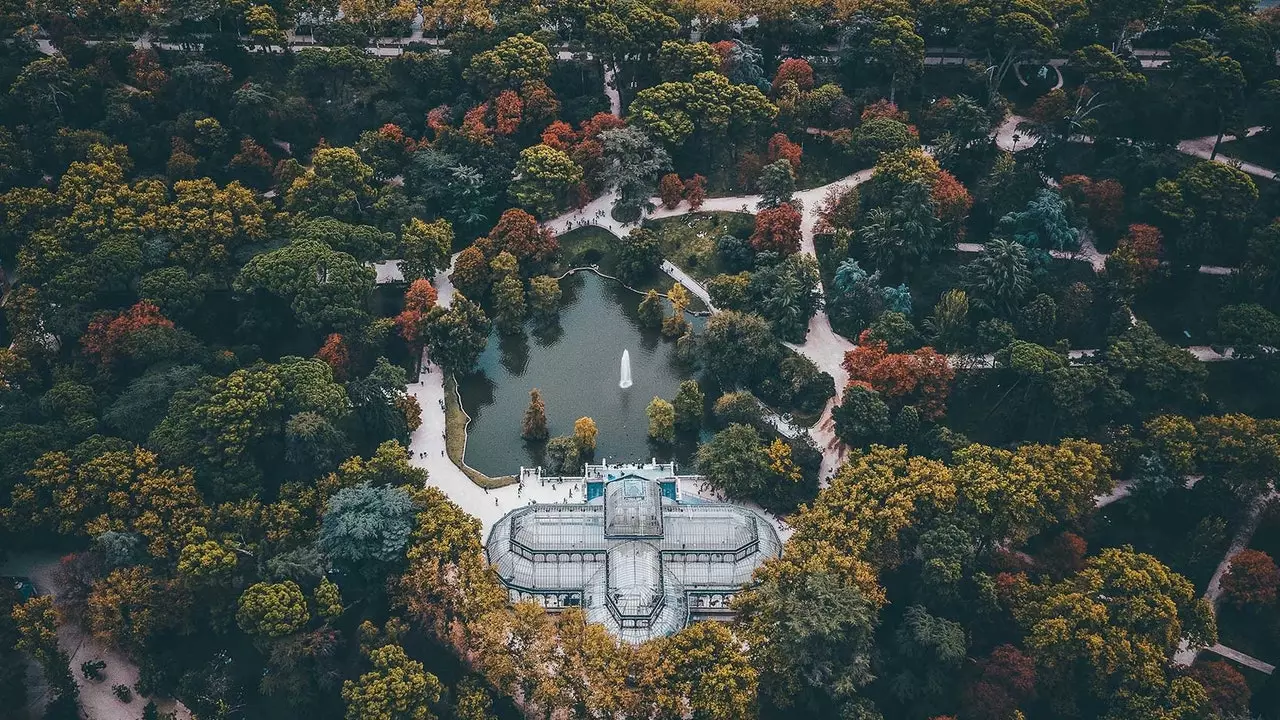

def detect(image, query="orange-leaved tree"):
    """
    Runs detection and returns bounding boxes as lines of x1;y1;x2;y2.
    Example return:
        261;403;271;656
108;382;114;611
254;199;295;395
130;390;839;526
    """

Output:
842;330;954;419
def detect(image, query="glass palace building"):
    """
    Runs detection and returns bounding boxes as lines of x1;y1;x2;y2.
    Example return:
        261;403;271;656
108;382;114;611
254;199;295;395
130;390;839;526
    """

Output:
485;462;783;644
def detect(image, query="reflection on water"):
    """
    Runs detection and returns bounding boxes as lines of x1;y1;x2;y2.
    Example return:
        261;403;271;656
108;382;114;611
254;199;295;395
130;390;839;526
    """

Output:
457;272;701;476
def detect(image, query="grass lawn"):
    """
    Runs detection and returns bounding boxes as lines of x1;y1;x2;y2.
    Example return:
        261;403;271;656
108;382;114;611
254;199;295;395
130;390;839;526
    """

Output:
643;211;754;282
444;375;516;489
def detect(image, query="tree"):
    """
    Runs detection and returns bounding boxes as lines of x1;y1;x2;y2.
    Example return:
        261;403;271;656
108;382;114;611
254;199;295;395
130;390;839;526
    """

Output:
395;280;439;351
701;311;779;387
663;285;692;339
843;332;954;420
638;622;757;720
924;289;969;352
319;483;418;578
511;145;583;217
1188;660;1251;717
522;389;549;441
238;581;310;638
963;239;1032;317
638;290;665;329
962;645;1037;720
491;276;527;334
13;595;77;702
1102;321;1207;418
545;436;582;476
751;203;801;254
673;380;704;434
235;239;375;333
1216;304;1280;358
466;34;552;95
599;127;672;214
528;276;561;320
1010;547;1217;710
657;40;721;81
423;294;491;373
1105;223;1163;297
573;417;597;454
773;58;815;93
867;15;925;104
1220;549;1280;610
1168;40;1246;161
998;189;1079;251
629;72;777;150
832;384;890;449
285;147;376;221
757;160;796;209
848;117;919;165
696;424;770;500
487;209;559;273
342;644;443;720
647;397;676;443
659;173;684;209
683;174;707;210
401;218;454;282
616;229;662;285
736;570;879;716
1145;161;1257;267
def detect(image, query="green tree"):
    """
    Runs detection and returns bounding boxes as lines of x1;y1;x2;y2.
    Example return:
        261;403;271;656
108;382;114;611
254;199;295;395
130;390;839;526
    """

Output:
963;239;1032;317
1168;39;1246;160
637;290;665;329
545;435;582;475
319;483;418;578
528;276;562;320
285;147;376;221
235;239;375;333
237;581;310;638
700;311;780;388
757;159;795;209
599;127;672;214
673;380;705;434
647;397;676;443
342;644;443;720
423;294;491;373
924;289;969;352
696;424;770;500
616;228;663;285
1145;160;1257;268
1215;303;1280;358
510;145;583;217
736;571;879;717
400;218;454;282
832;384;890;449
491;276;527;334
656;40;721;81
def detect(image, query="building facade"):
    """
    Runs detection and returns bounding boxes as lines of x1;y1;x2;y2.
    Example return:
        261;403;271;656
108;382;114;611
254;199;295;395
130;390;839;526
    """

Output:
485;462;782;644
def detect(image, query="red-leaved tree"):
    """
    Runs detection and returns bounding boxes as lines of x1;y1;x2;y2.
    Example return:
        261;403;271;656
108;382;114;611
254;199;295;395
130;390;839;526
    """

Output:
962;644;1037;720
495;90;523;136
772;58;815;93
750;203;802;254
659;173;684;209
316;333;351;379
1221;549;1280;609
81;302;175;368
1189;660;1252;717
684;174;707;210
931;170;973;240
395;279;439;351
1061;174;1125;239
842;331;954;419
487;209;559;268
766;132;803;173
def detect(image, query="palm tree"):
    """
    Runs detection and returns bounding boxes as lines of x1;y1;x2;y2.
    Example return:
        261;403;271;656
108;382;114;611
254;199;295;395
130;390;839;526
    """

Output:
964;239;1031;318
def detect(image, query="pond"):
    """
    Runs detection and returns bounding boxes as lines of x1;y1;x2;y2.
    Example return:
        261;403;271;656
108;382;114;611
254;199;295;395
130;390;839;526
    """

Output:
457;271;702;476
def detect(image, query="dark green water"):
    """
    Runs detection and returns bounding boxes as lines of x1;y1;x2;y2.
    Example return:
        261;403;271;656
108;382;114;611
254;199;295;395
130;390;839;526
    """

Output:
457;272;701;476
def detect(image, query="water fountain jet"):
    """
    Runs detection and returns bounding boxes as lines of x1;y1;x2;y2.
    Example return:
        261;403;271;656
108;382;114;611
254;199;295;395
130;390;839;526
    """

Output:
619;350;633;389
